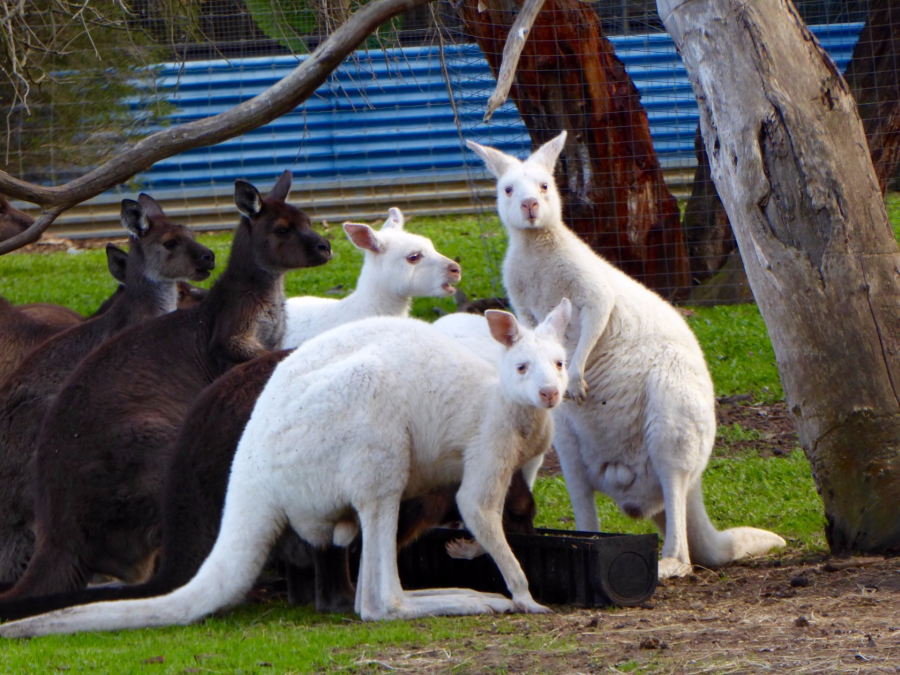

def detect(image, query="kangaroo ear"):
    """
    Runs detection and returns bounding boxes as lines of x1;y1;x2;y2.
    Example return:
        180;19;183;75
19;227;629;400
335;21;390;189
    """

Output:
234;180;263;218
528;131;567;173
539;297;571;341
137;193;164;220
120;199;150;238
381;207;404;231
485;309;520;348
343;223;382;253
268;170;293;203
465;139;521;178
105;243;128;283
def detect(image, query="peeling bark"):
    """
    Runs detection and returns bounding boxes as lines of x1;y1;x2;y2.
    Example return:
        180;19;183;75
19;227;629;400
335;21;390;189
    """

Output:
459;0;689;298
659;0;900;552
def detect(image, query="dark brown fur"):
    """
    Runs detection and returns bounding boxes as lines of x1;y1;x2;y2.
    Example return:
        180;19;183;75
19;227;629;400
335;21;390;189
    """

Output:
0;246;131;384
0;198;215;586
0;172;330;605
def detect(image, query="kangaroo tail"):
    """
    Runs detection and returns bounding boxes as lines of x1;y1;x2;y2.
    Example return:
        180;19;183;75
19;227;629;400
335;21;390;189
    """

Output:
686;481;786;569
0;574;168;623
0;479;285;638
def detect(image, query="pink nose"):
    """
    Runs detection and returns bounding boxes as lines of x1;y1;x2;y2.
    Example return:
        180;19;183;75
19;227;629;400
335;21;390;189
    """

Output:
448;263;461;279
539;386;560;407
521;198;539;219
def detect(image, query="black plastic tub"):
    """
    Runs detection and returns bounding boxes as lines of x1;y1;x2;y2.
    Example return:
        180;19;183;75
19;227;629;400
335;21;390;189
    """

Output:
397;528;658;608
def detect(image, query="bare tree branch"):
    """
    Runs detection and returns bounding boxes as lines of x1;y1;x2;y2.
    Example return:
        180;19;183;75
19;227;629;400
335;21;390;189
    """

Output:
0;0;435;255
483;0;544;121
0;209;63;254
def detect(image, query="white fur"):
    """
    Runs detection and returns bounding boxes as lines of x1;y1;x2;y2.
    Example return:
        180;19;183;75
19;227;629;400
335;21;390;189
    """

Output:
283;208;460;348
0;301;572;637
433;312;544;490
467;132;786;580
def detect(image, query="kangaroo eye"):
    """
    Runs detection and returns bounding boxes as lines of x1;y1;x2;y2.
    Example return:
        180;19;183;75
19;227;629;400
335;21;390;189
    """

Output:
406;253;422;264
504;186;513;196
163;240;178;250
556;360;564;370
274;227;290;236
517;363;528;374
540;183;549;192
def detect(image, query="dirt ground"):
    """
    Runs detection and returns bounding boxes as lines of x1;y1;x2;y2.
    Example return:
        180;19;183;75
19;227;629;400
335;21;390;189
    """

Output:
366;402;899;674
361;554;899;673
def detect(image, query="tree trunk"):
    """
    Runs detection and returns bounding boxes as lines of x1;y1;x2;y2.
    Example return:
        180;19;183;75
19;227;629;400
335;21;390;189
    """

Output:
682;125;737;288
685;0;900;296
659;0;900;553
843;0;900;193
458;0;690;298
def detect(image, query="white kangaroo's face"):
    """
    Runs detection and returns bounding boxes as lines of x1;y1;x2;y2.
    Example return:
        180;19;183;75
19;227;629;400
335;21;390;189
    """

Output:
466;132;567;232
486;299;571;409
343;208;462;298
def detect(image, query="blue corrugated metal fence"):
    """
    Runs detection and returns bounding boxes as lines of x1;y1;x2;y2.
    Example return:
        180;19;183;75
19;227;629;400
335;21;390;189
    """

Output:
135;22;864;191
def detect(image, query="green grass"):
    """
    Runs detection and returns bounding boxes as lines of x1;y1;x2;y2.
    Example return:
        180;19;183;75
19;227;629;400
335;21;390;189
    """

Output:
0;215;508;320
686;304;783;403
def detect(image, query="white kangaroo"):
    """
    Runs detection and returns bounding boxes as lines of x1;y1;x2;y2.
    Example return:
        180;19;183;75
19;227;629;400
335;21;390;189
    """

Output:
283;207;460;348
433;312;544;489
0;300;572;637
466;131;786;580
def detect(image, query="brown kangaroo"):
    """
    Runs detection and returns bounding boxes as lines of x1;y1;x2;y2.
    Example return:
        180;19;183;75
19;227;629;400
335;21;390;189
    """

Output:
1;254;211;388
0;350;535;622
0;194;33;244
0;245;133;384
13;304;82;329
0;171;331;604
0;196;215;586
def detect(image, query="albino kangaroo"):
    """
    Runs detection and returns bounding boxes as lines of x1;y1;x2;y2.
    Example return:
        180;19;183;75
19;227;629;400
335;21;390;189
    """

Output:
0;301;572;636
0;172;331;610
283;207;461;348
0;197;215;585
467;132;786;580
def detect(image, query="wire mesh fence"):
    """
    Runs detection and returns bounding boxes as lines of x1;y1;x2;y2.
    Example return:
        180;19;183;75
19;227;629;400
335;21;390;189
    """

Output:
0;0;896;304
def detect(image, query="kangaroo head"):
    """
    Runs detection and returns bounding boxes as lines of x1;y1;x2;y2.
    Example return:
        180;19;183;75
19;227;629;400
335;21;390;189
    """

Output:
120;195;216;283
485;298;571;409
343;207;461;298
234;171;332;272
466;131;567;232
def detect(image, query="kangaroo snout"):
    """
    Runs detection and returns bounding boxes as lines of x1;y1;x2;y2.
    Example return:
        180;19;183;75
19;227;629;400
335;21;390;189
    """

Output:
197;251;216;272
539;386;560;408
521;198;539;221
448;262;461;280
316;241;333;260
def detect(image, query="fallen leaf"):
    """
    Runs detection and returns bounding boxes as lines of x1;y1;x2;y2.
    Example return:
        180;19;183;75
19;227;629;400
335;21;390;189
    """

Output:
142;655;165;664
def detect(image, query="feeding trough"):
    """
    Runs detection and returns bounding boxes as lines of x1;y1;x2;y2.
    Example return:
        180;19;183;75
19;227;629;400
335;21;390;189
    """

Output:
398;528;659;608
